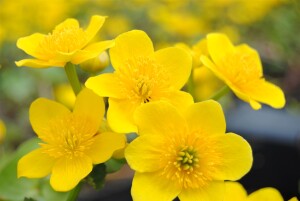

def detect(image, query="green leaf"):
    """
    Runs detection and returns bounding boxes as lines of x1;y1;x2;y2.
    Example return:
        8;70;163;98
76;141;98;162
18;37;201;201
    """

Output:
24;198;37;201
0;138;70;201
86;163;106;190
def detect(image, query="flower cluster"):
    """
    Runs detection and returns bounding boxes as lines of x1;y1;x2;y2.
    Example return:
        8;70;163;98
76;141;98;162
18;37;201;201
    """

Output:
15;15;297;201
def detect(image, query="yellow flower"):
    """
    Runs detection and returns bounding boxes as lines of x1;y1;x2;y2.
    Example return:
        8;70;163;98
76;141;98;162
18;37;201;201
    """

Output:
224;182;298;201
0;120;6;144
15;15;114;68
85;30;193;133
175;39;208;68
125;101;252;201
201;33;285;110
193;67;224;101
18;88;125;192
53;83;76;109
80;51;110;74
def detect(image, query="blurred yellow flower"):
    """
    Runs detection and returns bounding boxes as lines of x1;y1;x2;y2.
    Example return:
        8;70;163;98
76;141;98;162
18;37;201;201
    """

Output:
194;67;224;101
81;51;110;74
0;120;6;144
86;30;193;133
176;40;224;101
18;88;126;192
125;101;252;201
15;15;114;68
53;83;76;109
201;33;285;110
176;39;208;68
224;182;298;201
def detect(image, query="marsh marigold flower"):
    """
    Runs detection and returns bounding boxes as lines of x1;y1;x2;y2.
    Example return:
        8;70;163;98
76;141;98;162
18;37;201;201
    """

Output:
18;88;125;191
15;15;114;68
201;33;285;110
85;30;193;133
224;182;298;201
125;101;253;201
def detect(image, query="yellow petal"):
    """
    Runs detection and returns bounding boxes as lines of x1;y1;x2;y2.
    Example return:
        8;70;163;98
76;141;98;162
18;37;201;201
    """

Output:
86;132;126;164
162;90;194;114
50;155;92;192
71;40;115;64
153;47;192;89
107;98;140;133
15;59;65;68
288;197;299;201
213;133;252;181
131;172;181;201
184;100;226;136
73;88;104;134
236;44;263;77
85;73;125;99
178;181;225;201
125;135;165;172
53;18;79;33
18;148;55;178
16;33;46;59
85;15;106;44
200;55;227;82
227;85;262;110
110;30;154;70
134;101;186;136
29;98;71;137
206;33;235;66
247;187;284;201
224;182;247;201
246;80;286;109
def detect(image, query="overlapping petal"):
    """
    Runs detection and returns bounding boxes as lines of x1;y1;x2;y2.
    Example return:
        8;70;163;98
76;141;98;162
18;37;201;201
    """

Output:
224;182;248;201
86;132;126;164
178;181;225;201
84;15;106;45
85;73;125;98
15;59;65;68
50;155;93;192
206;33;235;67
18;148;55;178
213;133;253;181
185;100;226;136
107;98;140;133
29;98;71;137
131;172;180;201
134;101;186;136
73;88;104;134
125;135;165;172
247;187;284;201
109;30;154;70
71;40;115;64
153;47;192;89
16;33;46;59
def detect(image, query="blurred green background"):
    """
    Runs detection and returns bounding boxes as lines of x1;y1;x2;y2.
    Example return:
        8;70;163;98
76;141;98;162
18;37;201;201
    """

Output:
0;0;300;200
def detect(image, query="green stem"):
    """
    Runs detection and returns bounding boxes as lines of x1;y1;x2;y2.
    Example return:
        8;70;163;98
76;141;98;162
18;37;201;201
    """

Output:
209;85;230;101
64;62;82;96
66;182;83;201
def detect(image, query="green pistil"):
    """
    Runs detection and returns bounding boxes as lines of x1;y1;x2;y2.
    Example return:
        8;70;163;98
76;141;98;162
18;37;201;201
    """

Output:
175;147;199;171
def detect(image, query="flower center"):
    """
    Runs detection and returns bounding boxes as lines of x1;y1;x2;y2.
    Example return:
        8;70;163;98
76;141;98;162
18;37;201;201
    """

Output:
174;146;199;173
39;26;87;59
160;133;222;189
220;52;262;87
40;114;97;159
116;57;170;104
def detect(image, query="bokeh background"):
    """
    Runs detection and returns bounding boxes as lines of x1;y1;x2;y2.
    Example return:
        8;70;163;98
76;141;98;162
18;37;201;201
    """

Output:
0;0;300;200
